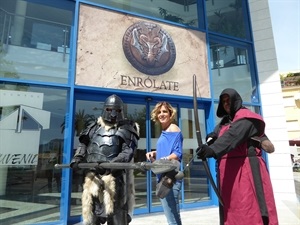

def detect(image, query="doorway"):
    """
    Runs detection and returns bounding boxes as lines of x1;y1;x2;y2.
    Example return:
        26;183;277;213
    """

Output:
69;93;215;217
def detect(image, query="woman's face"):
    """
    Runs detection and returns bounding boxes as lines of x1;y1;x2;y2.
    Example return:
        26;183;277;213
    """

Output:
157;105;171;126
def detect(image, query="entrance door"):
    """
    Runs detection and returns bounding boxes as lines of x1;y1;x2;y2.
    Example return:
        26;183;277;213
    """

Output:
69;93;215;218
146;102;212;214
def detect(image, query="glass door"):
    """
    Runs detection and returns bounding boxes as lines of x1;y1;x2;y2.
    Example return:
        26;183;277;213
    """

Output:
147;101;213;212
180;107;211;205
70;94;215;218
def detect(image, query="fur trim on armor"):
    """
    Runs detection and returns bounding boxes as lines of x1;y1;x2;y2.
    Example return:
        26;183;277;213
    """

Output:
97;117;117;131
97;116;140;136
82;172;116;224
101;174;116;214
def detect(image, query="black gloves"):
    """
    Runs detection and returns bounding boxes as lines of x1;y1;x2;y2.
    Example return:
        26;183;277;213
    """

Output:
96;165;108;175
70;157;83;170
206;132;218;146
196;144;216;159
250;136;262;148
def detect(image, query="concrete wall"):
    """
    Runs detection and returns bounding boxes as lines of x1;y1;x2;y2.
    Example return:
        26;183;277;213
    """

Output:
248;0;297;201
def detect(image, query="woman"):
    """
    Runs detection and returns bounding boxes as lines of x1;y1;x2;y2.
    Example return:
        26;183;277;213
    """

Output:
146;102;183;225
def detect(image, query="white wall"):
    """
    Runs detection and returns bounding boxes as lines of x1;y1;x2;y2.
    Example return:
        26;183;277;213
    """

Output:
248;0;297;201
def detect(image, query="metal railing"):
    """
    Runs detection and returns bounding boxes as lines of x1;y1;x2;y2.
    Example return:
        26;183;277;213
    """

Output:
0;7;71;61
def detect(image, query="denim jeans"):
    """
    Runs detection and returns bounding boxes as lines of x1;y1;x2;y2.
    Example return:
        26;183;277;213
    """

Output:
160;181;182;225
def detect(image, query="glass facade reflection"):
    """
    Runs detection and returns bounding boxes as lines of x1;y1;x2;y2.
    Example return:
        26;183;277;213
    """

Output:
0;0;72;83
180;107;210;204
0;82;67;224
206;0;248;39
209;41;254;101
87;0;199;27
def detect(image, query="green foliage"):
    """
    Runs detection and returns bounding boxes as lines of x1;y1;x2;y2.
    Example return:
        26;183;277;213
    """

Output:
0;43;19;78
281;72;300;86
60;110;96;136
208;0;245;39
158;8;196;26
127;107;146;137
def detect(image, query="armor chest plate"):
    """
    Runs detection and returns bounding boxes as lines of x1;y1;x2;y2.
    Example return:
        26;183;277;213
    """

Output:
86;126;121;162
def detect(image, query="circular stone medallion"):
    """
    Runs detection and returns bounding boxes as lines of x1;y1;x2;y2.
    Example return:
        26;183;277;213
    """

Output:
122;21;176;75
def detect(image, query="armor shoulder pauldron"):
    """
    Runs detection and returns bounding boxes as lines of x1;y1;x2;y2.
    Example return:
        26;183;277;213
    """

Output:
78;121;98;145
116;120;139;148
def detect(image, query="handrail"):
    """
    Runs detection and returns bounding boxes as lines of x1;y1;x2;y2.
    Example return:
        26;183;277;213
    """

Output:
0;8;70;27
0;7;71;61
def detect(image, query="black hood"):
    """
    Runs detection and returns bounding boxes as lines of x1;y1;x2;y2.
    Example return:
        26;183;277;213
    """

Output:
216;88;243;118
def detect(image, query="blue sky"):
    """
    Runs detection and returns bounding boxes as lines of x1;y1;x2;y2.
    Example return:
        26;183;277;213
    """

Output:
269;0;300;73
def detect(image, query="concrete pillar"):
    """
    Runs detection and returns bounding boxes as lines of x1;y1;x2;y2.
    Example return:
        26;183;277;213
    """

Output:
0;84;26;195
11;0;27;46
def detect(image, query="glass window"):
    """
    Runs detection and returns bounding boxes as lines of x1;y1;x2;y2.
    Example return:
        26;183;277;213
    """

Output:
209;41;256;102
213;103;262;124
180;107;211;204
0;0;74;83
206;0;247;39
85;0;199;27
0;82;68;224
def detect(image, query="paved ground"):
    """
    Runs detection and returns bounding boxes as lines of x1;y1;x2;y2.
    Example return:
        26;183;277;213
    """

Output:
131;172;300;225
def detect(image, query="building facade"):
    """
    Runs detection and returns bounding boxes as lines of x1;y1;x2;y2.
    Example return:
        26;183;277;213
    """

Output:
280;71;300;162
0;0;296;224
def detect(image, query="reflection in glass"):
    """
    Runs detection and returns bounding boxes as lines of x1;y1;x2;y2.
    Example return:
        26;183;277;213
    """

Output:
0;0;73;83
86;0;198;27
0;82;67;224
180;107;210;204
206;0;247;39
209;41;254;102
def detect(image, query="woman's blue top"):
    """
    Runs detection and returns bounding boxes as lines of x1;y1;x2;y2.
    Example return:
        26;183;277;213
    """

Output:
156;131;183;161
156;131;183;182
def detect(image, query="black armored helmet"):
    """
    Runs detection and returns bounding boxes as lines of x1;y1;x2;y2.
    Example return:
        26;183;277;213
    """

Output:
102;94;124;123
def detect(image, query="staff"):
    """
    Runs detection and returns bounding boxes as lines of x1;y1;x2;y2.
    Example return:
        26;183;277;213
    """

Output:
193;74;224;206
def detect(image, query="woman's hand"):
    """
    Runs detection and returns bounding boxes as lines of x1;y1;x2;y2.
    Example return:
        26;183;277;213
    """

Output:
146;151;156;162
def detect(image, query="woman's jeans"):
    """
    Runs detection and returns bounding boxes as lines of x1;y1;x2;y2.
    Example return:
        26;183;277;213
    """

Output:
160;181;182;225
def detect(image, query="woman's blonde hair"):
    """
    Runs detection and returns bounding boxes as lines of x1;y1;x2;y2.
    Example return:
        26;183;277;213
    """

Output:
151;102;177;123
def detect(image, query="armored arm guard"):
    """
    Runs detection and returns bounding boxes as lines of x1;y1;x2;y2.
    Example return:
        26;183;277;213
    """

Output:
70;143;87;165
78;121;98;145
71;121;98;162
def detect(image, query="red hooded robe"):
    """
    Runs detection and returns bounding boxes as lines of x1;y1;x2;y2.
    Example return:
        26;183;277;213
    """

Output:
209;88;278;225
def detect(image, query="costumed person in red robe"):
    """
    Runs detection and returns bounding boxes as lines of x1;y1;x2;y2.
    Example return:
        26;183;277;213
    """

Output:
196;88;278;225
70;94;140;225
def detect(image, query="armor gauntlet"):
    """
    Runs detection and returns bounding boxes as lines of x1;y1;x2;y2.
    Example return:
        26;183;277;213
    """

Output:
73;143;87;159
70;143;87;169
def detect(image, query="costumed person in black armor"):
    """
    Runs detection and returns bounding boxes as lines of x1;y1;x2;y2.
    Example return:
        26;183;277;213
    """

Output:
70;94;140;225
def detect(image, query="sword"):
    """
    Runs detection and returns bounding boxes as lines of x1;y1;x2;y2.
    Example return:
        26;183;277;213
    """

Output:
55;159;177;175
193;74;224;206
